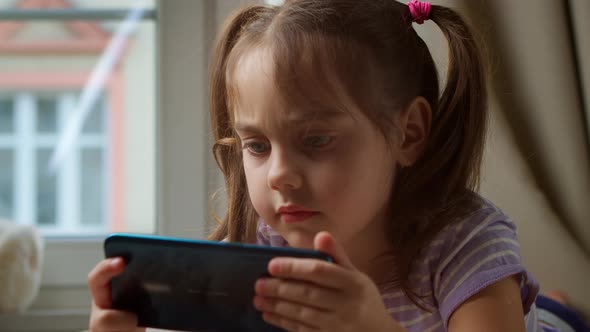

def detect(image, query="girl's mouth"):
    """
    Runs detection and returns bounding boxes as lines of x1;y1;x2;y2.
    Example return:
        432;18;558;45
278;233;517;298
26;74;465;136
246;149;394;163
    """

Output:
277;205;318;223
279;211;319;223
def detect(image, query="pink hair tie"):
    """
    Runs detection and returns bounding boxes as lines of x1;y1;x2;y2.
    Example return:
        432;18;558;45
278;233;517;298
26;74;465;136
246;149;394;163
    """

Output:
408;0;431;24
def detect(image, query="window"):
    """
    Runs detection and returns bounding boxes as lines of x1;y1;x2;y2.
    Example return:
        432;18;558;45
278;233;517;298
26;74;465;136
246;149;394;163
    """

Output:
0;92;108;234
0;0;158;330
0;0;157;235
0;0;247;330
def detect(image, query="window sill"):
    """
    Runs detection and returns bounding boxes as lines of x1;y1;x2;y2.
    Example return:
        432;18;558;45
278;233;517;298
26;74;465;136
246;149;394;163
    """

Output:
0;308;89;332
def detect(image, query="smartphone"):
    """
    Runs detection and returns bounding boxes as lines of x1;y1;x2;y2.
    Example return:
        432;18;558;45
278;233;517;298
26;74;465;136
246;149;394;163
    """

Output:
104;233;332;332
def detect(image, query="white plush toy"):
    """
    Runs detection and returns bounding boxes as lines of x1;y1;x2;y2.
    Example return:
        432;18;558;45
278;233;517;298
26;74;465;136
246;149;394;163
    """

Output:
0;219;44;312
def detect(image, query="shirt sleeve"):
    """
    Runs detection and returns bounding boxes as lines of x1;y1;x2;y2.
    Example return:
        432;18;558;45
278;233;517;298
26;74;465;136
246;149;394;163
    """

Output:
432;208;538;329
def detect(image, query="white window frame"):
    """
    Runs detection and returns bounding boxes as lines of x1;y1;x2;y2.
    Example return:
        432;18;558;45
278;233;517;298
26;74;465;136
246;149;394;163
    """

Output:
0;1;255;331
2;92;108;235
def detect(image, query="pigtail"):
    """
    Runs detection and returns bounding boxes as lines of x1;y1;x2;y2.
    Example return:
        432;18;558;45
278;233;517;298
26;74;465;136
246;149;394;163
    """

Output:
393;5;488;222
208;6;269;242
395;4;488;217
389;4;489;306
427;5;488;195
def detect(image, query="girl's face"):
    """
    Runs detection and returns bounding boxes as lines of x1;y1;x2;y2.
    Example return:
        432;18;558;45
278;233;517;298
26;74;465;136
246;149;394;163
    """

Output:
233;48;398;252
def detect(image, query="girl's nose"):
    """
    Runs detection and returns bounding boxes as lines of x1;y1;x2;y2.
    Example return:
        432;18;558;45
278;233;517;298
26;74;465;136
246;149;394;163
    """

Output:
267;149;303;191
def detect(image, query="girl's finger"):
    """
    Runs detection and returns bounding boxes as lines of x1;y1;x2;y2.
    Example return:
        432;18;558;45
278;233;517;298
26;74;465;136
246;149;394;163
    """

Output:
257;301;321;332
255;278;343;310
268;257;357;289
89;301;139;331
87;257;125;308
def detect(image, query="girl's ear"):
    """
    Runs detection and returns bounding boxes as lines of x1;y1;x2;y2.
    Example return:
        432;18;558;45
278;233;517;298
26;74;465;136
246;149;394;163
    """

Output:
396;96;432;167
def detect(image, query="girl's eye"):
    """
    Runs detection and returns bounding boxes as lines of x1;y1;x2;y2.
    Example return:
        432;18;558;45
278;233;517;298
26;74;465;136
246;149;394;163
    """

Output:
303;135;333;148
243;141;270;155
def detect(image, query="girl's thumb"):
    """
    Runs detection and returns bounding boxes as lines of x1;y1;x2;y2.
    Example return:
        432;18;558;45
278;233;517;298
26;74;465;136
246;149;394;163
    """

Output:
313;231;356;270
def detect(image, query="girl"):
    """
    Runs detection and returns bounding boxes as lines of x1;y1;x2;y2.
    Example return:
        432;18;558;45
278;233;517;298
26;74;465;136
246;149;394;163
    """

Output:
88;0;589;331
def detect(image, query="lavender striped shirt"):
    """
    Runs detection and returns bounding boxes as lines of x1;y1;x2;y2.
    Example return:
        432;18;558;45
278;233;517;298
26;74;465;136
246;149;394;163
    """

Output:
257;196;547;331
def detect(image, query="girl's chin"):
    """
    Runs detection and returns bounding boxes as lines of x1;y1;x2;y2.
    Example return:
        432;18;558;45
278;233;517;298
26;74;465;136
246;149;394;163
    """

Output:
284;232;316;250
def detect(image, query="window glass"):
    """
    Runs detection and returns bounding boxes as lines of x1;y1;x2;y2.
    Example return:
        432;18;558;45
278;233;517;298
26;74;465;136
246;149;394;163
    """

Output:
0;0;157;236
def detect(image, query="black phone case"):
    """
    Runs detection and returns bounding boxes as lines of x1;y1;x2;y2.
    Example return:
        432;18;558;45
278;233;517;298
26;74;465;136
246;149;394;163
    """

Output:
104;233;332;332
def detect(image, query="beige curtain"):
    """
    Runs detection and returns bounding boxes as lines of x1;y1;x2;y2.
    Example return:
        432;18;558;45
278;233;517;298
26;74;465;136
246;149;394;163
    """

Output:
415;0;590;318
461;0;590;317
466;0;590;251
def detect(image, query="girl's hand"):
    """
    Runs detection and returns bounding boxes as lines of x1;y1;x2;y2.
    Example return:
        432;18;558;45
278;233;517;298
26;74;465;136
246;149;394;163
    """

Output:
87;258;145;332
254;232;406;332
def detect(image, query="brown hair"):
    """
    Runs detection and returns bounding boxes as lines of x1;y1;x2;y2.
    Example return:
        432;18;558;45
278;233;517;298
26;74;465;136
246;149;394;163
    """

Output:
208;0;487;302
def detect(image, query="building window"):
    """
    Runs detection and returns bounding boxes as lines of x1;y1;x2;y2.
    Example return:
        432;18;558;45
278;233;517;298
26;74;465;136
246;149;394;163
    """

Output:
0;0;157;236
0;92;108;234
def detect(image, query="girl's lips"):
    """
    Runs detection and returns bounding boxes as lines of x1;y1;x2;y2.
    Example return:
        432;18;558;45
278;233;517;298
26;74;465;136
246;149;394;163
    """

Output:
279;211;319;223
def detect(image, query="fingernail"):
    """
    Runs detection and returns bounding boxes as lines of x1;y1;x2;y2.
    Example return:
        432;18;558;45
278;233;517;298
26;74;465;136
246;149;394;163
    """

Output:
253;296;265;309
110;257;122;267
268;259;282;274
262;311;273;321
255;279;266;292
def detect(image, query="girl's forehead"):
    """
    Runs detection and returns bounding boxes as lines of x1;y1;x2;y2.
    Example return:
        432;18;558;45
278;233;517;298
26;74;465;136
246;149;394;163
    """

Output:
232;47;274;89
229;46;358;126
230;48;282;121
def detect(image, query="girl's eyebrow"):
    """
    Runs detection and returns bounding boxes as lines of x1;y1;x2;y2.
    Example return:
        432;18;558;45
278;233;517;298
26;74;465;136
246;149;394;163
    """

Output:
233;123;262;134
288;110;350;124
234;110;350;132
